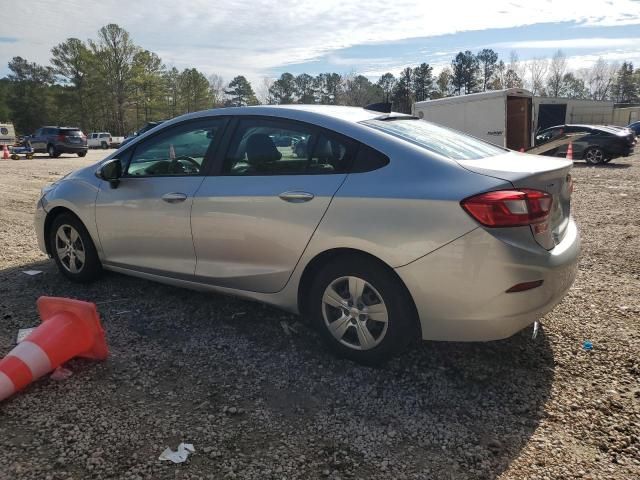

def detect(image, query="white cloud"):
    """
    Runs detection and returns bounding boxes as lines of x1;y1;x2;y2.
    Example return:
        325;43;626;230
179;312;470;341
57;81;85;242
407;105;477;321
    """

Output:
1;0;639;82
497;38;640;49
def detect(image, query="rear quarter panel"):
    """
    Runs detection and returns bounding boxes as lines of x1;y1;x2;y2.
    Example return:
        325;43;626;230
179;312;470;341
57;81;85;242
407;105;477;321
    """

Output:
304;137;512;268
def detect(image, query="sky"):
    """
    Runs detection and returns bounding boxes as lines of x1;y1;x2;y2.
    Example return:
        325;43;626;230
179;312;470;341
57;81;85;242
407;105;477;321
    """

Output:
1;0;639;86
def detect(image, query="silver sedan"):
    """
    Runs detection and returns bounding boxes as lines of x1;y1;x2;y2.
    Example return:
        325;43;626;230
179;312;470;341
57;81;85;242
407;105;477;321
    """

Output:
35;105;580;363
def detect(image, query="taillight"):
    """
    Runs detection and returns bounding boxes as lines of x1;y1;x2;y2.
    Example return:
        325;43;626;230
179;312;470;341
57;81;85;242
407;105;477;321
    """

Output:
461;189;552;227
57;134;66;142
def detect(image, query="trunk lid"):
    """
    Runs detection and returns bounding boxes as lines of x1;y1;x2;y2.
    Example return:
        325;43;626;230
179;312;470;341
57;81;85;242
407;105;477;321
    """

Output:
457;151;573;249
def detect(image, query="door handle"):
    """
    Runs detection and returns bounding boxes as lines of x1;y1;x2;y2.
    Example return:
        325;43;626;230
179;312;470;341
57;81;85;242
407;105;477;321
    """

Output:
161;192;188;203
278;191;314;203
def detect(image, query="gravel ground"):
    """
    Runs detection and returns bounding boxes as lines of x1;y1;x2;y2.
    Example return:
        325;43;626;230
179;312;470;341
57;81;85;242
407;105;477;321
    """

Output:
0;150;638;480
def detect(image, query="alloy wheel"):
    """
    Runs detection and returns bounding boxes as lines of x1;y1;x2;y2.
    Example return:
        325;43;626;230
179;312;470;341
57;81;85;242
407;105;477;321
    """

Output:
55;224;86;273
321;276;389;350
585;148;604;164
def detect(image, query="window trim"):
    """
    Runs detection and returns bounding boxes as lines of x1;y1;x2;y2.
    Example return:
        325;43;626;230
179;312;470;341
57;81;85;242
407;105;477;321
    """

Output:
210;115;359;177
122;117;229;179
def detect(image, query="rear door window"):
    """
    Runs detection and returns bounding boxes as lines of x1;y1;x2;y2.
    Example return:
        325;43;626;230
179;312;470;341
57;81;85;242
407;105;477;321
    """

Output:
222;118;356;175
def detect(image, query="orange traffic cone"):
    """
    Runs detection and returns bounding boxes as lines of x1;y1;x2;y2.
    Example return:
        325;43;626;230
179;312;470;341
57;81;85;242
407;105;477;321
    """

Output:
2;145;9;160
566;142;573;160
0;297;109;402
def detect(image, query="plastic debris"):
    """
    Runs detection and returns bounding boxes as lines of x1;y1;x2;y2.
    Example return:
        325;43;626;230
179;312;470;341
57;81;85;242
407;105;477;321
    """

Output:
50;366;73;381
158;443;195;463
280;321;292;336
231;312;246;320
583;340;593;351
22;270;42;276
532;321;539;340
16;327;36;344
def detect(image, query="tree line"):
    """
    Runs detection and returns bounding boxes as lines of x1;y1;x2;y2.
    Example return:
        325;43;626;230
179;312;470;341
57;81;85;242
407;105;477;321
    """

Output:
1;23;639;136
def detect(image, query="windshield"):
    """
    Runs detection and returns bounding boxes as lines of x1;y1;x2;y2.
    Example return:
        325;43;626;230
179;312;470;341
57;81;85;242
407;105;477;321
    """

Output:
362;118;507;160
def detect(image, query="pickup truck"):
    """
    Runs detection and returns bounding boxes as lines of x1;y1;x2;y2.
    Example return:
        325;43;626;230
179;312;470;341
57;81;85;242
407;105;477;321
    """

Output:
87;132;124;149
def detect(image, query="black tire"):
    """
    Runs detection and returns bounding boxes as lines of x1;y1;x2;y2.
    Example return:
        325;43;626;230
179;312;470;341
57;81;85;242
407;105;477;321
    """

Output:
78;151;87;157
49;213;102;283
309;255;418;364
101;142;108;149
584;147;604;165
47;144;60;158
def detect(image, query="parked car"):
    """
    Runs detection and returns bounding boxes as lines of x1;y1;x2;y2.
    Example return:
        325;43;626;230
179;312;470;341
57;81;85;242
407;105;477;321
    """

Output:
35;105;579;363
535;124;635;164
627;121;640;136
87;132;124;149
120;121;165;147
30;126;88;157
0;122;16;147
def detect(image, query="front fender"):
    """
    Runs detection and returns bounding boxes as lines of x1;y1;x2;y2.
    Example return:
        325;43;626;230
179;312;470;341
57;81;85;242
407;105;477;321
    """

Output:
43;178;102;258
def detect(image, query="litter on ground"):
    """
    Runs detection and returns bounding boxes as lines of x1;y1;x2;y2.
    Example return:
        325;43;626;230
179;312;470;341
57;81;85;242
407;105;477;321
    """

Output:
158;443;195;463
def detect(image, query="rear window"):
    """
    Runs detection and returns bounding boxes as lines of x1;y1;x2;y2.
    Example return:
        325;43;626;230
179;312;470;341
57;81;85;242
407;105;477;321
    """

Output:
362;118;506;160
60;129;82;136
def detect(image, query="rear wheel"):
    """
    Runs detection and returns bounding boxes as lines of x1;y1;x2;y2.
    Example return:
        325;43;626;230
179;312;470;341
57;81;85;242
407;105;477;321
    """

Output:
101;142;108;149
78;151;87;157
49;213;102;282
584;147;604;165
47;144;60;158
309;256;418;364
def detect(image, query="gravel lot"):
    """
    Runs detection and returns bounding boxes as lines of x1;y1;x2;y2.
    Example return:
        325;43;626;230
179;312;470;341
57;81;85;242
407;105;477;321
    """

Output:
0;149;639;480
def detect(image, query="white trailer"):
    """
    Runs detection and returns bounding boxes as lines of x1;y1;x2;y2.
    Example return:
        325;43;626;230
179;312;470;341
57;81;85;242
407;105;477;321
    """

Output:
533;97;614;132
413;88;533;151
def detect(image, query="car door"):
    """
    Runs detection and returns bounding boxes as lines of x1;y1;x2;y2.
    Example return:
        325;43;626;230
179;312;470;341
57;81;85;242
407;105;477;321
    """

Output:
31;128;44;151
191;116;356;293
94;117;227;277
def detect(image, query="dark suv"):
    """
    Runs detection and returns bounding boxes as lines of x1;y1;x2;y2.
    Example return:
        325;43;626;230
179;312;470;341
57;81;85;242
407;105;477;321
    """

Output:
30;126;88;158
535;124;635;164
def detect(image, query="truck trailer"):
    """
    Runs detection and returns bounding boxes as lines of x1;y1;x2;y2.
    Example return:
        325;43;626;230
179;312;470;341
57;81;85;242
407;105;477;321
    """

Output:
533;97;614;131
413;88;533;151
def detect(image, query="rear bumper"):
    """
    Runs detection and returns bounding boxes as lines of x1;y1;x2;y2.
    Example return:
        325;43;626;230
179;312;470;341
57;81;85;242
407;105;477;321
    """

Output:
396;220;580;341
57;144;88;153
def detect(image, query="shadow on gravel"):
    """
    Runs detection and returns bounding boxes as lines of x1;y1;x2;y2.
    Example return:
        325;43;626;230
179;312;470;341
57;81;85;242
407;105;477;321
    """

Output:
572;162;631;169
0;259;555;479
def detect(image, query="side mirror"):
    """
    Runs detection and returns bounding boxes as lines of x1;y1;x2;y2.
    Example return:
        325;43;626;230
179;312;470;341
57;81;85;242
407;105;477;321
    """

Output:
95;158;122;189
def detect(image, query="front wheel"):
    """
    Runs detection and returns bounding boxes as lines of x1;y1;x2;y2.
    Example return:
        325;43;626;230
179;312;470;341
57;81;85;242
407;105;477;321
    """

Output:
309;256;418;364
49;213;102;282
78;151;87;157
584;147;605;165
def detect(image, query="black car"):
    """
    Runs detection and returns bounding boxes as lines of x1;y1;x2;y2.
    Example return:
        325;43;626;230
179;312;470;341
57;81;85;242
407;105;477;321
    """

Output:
535;124;635;164
627;121;640;136
29;126;88;158
120;121;165;147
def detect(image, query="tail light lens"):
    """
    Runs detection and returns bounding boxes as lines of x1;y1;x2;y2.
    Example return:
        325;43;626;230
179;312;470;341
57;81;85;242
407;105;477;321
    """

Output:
461;189;552;227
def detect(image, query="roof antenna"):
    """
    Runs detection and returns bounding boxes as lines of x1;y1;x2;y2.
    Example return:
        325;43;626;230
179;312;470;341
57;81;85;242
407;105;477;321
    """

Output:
364;102;392;113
